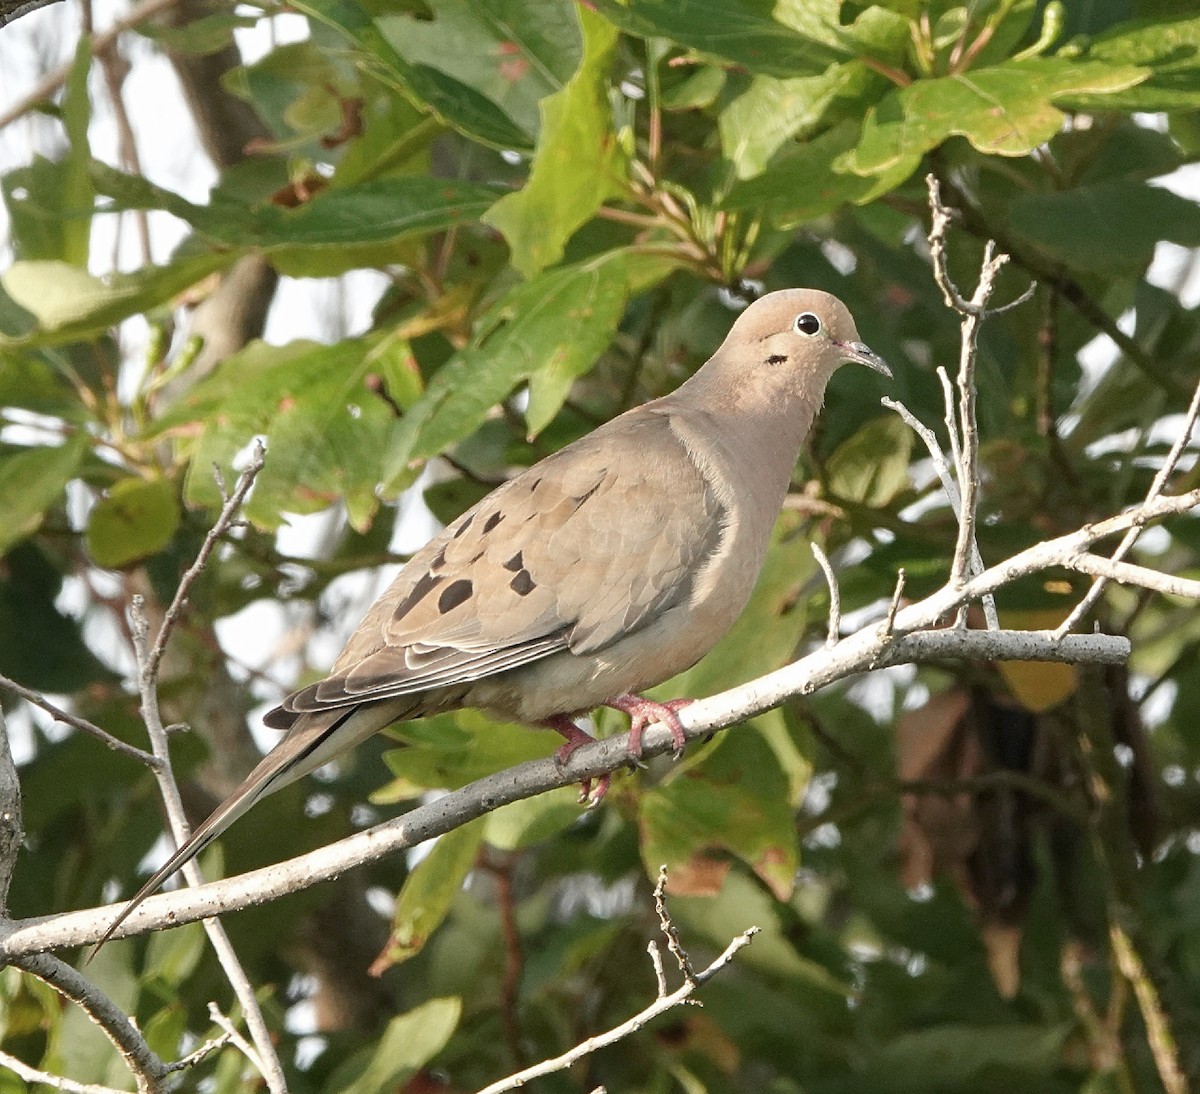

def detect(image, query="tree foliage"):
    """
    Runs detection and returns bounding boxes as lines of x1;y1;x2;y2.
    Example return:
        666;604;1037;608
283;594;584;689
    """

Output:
2;0;1200;1090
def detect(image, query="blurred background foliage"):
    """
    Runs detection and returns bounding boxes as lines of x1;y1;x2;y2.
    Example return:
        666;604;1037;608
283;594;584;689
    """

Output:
2;0;1200;1090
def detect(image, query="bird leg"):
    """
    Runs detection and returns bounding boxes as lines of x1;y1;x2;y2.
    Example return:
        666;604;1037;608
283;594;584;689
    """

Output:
604;695;693;758
542;715;609;804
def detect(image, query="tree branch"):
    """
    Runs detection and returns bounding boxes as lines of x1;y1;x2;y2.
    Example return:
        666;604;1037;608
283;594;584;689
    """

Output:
474;867;758;1094
124;447;286;1094
9;952;171;1092
1056;373;1200;637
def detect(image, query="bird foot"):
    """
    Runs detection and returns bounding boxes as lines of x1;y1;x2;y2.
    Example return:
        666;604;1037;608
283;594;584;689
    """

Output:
604;694;693;759
543;716;609;805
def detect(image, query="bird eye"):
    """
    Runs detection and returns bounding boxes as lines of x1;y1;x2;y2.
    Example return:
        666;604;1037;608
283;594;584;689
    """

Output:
794;312;822;336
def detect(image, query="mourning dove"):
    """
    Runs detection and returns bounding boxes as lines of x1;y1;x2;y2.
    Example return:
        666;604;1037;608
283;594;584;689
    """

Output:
101;288;888;945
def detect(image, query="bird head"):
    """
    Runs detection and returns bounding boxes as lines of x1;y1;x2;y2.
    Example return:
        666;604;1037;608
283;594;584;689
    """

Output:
725;288;891;392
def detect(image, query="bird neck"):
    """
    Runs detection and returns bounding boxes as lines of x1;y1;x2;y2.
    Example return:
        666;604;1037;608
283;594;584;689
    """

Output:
660;365;824;530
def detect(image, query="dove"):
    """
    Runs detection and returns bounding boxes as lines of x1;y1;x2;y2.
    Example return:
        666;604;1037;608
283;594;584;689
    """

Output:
100;288;888;946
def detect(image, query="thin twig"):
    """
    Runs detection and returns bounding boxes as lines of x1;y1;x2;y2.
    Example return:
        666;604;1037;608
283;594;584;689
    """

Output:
653;865;694;984
1110;924;1187;1094
810;543;841;647
144;441;264;689
122;445;285;1094
206;1003;270;1081
475;870;756;1094
0;1050;129;1094
1056;375;1200;637
925;175;1033;629
882;568;907;637
0;673;159;768
1067;554;1200;600
163;1027;235;1074
881;396;998;629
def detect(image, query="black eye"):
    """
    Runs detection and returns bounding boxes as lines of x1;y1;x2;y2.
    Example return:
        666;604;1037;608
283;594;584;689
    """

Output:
794;312;821;336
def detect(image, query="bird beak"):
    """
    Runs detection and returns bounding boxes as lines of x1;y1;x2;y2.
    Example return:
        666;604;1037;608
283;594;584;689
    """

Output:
836;340;891;378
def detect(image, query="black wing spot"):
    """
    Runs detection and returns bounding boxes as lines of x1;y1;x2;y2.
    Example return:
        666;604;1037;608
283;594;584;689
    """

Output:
453;514;474;539
438;579;474;613
483;511;504;533
393;571;444;622
766;354;787;365
510;570;535;596
503;551;524;572
574;481;603;507
431;546;447;570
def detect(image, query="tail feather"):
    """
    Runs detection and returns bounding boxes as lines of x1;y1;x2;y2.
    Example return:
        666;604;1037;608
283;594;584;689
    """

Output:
92;701;392;956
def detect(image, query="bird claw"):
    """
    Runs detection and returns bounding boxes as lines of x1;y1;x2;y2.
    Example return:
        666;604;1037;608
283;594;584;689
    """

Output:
546;718;611;805
605;695;693;759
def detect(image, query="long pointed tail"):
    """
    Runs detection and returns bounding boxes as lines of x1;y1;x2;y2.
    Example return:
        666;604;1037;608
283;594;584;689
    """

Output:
92;702;385;955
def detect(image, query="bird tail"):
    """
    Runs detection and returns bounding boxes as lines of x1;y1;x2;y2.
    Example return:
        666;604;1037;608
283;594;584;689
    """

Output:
92;700;403;956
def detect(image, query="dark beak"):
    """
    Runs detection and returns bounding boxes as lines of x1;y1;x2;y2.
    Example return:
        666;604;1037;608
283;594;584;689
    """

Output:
837;340;891;378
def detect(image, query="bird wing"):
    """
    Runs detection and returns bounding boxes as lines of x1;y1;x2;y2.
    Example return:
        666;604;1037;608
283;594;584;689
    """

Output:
268;410;727;723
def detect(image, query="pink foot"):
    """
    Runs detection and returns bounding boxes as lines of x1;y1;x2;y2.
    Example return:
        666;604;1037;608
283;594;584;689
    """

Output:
542;715;609;805
604;695;693;759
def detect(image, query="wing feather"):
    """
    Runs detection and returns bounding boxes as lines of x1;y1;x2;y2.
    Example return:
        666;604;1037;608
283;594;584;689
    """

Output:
267;410;727;723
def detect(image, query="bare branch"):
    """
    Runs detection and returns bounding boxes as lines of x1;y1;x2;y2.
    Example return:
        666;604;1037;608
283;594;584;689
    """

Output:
163;1025;234;1074
0;672;159;768
881;395;997;629
882;568;906;638
0;0;65;28
122;444;284;1093
206;1003;272;1083
653;865;694;984
144;441;265;687
1068;554;1200;601
1057;375;1200;637
1110;924;1187;1094
0;631;1138;956
9;952;170;1092
475;871;757;1094
0;1049;130;1094
810;543;841;647
0;707;22;912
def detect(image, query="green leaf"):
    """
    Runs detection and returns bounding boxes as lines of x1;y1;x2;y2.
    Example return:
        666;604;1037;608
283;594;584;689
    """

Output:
377;710;556;799
841;58;1147;184
150;337;401;531
848;1024;1071;1091
0;350;84;418
1073;14;1200;110
378;0;581;138
0;542;113;692
1007;178;1200;274
333;997;462;1094
386;820;484;964
720;62;877;180
0;251;237;349
383;251;666;487
826;414;914;506
464;0;584;87
0;436;87;557
594;0;843;77
484;787;581;850
294;0;534;150
722;122;898;225
484;7;625;277
92;163;501;252
135;9;259;54
641;726;798;900
85;477;181;569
